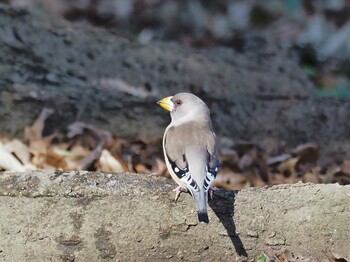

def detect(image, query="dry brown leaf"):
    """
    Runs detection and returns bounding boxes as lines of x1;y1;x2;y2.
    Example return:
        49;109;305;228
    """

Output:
0;141;26;171
67;121;115;170
24;107;54;142
28;138;51;154
340;159;350;176
333;171;350;185
53;143;88;170
32;151;67;170
98;149;127;172
238;148;257;170
52;144;89;160
277;157;300;177
269;172;287;185
267;153;292;166
257;156;270;183
69;144;90;157
51;146;86;170
45;151;68;169
239;166;267;187
134;163;150;174
219;148;239;165
302;171;320;184
213;168;248;190
78;142;104;170
291;143;319;164
23;108;57;170
319;165;341;184
0;103;342;186
150;157;167;176
4;139;31;165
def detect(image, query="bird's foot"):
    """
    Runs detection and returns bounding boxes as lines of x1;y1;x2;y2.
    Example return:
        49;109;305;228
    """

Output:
173;186;188;202
208;186;219;201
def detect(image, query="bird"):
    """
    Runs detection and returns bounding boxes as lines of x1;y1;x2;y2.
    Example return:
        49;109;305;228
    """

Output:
157;92;219;223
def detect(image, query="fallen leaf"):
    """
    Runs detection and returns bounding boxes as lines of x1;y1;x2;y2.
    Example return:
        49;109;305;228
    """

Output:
238;148;257;170
24;107;54;142
267;153;292;166
98;149;127;172
32;151;67;170
291;143;319;164
213;168;248;190
340;159;350;175
0;141;25;171
277;157;300;178
4;139;31;165
256;252;270;262
150;157;167;176
302;170;320;183
28;138;51;154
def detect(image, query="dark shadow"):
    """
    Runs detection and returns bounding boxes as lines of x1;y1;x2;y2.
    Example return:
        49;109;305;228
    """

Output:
208;190;248;257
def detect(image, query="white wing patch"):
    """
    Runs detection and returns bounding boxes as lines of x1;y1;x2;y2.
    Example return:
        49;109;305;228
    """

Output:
203;164;218;192
166;154;199;193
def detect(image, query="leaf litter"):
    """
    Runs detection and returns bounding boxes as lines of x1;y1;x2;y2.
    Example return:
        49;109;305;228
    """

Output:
0;108;350;190
1;109;350;260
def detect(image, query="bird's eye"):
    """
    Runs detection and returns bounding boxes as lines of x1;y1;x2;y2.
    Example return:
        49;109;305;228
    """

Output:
175;99;182;105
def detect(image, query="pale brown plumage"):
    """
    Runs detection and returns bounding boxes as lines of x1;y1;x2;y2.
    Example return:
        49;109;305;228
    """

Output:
165;122;217;171
158;92;219;223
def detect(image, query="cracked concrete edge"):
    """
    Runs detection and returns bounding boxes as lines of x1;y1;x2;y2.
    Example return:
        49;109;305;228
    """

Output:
235;182;350;259
0;170;174;198
1;171;350;260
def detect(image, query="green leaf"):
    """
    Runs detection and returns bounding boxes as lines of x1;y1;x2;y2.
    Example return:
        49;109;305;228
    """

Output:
255;253;268;262
302;65;316;77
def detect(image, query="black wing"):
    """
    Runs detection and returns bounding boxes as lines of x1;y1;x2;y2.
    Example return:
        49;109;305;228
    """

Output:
166;153;199;193
203;155;219;192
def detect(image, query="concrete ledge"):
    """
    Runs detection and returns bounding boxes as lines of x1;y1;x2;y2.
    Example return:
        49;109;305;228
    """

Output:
0;171;349;261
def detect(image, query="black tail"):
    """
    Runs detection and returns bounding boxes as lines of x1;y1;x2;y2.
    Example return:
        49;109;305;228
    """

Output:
198;212;209;223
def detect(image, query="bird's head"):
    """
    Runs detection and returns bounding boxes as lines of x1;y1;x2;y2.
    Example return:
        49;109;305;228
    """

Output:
157;92;209;123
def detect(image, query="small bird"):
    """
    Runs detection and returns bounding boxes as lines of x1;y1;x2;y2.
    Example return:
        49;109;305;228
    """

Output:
157;92;219;223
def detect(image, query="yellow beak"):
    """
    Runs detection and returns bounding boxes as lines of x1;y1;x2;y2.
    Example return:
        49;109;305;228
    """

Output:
157;96;174;111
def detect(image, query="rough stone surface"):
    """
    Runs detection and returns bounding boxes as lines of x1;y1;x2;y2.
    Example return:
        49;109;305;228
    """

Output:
0;171;349;261
235;183;350;260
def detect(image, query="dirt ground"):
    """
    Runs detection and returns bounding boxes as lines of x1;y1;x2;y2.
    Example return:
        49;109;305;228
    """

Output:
1;5;350;163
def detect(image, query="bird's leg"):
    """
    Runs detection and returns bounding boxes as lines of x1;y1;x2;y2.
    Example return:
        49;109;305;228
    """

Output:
173;186;188;201
208;186;219;201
